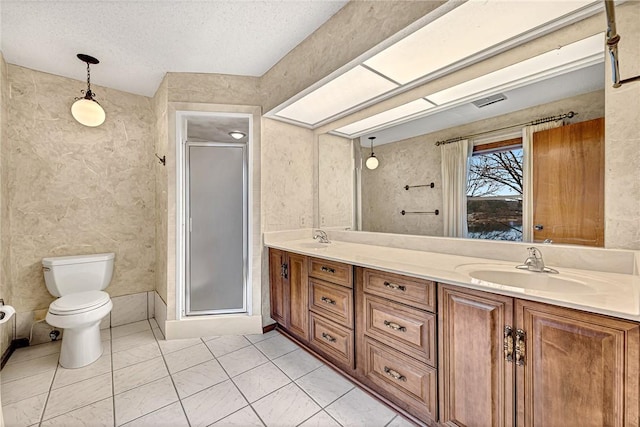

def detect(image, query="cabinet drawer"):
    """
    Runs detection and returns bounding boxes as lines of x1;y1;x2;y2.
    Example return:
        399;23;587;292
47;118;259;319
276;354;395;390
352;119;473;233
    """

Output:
309;312;354;369
309;258;353;288
309;279;353;328
363;337;437;422
363;269;435;312
363;294;436;366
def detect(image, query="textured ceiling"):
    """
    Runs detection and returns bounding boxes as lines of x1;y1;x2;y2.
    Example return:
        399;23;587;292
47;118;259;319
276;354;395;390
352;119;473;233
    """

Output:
0;1;347;97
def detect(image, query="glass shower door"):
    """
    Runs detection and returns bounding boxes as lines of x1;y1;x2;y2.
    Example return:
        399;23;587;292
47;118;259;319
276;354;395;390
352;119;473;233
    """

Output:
185;142;247;315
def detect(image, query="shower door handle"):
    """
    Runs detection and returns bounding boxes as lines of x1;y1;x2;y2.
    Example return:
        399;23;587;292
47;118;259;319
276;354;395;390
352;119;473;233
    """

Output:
189;217;192;233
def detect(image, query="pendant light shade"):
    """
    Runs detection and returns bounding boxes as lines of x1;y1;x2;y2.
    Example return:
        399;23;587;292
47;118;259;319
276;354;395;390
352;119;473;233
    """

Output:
365;136;379;170
72;54;106;127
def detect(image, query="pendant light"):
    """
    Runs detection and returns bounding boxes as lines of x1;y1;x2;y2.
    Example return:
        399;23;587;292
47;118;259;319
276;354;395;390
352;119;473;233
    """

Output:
365;136;379;170
71;54;106;127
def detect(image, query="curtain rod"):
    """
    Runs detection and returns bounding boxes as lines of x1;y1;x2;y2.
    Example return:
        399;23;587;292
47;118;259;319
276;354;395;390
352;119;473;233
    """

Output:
434;111;577;147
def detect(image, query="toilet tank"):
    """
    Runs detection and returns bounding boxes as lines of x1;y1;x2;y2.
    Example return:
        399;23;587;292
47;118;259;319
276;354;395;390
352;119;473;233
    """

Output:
42;253;115;297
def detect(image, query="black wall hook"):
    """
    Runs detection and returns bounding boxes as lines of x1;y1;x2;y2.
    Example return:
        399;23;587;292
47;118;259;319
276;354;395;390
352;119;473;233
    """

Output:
155;154;166;166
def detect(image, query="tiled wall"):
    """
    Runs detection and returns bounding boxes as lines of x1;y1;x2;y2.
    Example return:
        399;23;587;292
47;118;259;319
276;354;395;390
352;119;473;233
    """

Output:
361;90;605;236
6;65;157;313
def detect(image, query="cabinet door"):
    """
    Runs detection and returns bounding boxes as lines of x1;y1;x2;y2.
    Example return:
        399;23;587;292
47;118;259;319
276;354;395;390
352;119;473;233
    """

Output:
516;300;639;427
269;248;287;325
439;285;514;427
287;253;309;341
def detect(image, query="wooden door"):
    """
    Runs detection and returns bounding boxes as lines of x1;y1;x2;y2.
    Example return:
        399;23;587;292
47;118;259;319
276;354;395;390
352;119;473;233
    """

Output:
515;299;639;427
287;253;309;341
533;117;604;246
438;285;514;427
268;248;287;325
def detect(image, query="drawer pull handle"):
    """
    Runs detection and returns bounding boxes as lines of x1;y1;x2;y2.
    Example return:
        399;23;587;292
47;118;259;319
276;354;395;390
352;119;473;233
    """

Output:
504;325;514;363
321;332;336;343
384;281;406;292
383;320;406;332
320;266;336;274
384;366;407;382
515;329;526;366
321;296;336;305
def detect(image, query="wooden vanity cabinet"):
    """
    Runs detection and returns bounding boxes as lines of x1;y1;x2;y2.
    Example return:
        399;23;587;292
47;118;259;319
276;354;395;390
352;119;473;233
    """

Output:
356;267;438;423
268;248;309;341
439;284;640;427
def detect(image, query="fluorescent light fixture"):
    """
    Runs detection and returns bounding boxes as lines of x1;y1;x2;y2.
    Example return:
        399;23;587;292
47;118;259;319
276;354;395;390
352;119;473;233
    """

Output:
426;33;604;106
229;131;246;140
334;99;433;136
364;0;596;85
275;65;398;126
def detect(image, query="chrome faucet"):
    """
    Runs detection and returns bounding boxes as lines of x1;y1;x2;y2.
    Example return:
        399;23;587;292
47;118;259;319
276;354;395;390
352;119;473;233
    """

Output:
313;229;330;244
516;247;558;274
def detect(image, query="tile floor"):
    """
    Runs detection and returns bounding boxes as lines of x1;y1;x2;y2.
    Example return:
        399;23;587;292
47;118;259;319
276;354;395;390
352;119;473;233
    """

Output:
0;319;415;427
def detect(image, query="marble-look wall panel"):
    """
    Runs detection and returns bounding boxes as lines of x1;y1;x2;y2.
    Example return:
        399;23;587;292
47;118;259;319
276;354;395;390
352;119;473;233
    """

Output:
318;134;353;228
7;65;156;312
605;1;640;250
260;1;445;112
167;73;260;105
361;90;604;236
153;76;169;305
0;52;14;356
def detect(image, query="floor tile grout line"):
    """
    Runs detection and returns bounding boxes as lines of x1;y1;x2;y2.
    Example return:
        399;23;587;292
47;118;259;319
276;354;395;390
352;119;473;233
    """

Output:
111;324;116;427
153;321;193;427
37;344;61;425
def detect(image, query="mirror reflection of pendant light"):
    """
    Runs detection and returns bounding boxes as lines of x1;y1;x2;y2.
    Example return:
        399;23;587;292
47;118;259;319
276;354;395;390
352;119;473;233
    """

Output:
71;54;106;127
365;136;379;170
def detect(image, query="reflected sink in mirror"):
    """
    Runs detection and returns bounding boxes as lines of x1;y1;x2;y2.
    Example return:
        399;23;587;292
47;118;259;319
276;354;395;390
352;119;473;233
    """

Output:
455;264;597;294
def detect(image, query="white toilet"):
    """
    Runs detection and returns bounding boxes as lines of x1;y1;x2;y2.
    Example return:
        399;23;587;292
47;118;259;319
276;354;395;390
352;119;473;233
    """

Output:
43;253;114;369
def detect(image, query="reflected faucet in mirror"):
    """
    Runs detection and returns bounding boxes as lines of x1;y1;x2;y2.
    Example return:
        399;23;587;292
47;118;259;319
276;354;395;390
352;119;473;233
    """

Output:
313;229;330;244
516;247;558;274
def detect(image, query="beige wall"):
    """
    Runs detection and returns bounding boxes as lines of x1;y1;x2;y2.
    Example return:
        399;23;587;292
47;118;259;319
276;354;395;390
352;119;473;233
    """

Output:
604;1;640;250
0;52;14;356
153;76;169;305
361;90;605;236
318;134;353;228
167;73;260;106
7;65;156;312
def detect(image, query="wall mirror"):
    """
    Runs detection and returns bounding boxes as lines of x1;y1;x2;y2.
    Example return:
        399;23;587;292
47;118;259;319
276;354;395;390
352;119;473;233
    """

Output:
314;1;612;247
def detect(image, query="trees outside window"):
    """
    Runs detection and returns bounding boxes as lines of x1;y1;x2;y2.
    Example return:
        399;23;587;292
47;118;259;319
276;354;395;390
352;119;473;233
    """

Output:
467;144;523;241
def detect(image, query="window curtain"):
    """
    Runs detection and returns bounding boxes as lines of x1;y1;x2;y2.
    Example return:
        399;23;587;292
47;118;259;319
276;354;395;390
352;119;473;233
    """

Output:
522;120;564;241
441;139;473;237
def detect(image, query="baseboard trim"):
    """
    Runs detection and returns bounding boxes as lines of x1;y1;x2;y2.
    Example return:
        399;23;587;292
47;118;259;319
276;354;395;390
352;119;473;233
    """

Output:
1;338;29;369
262;323;277;333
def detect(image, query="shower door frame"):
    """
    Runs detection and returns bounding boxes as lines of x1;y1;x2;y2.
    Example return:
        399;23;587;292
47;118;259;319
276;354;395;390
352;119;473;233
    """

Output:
175;111;253;319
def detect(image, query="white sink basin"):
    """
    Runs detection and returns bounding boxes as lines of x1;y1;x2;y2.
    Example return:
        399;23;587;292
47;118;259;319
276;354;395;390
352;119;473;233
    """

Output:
296;241;330;250
456;264;596;294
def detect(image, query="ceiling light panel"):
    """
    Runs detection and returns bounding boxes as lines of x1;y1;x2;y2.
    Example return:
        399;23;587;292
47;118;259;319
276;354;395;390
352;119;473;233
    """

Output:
426;33;604;106
363;0;596;85
334;99;433;136
275;66;398;126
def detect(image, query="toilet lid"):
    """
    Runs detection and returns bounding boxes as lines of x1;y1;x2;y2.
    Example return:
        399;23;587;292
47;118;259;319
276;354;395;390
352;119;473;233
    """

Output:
50;291;110;314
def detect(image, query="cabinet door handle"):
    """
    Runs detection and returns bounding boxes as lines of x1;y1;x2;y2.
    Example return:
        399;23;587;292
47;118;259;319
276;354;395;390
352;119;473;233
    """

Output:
504;325;514;362
384;281;406;292
515;329;526;366
384;366;407;382
321;332;336;343
320;296;336;305
383;320;407;332
320;266;335;274
280;263;288;279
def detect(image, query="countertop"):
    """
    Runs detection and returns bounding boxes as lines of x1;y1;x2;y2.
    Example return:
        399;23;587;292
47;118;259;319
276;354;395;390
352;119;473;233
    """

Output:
266;238;640;322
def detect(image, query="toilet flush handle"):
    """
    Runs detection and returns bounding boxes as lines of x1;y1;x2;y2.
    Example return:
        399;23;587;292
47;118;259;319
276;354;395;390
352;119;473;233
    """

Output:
42;266;51;272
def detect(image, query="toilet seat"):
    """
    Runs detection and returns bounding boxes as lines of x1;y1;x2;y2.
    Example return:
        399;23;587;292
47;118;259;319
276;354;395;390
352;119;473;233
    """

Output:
49;291;110;315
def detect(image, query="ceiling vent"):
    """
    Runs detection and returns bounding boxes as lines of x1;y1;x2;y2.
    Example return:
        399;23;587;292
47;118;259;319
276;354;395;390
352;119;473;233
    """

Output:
472;93;507;108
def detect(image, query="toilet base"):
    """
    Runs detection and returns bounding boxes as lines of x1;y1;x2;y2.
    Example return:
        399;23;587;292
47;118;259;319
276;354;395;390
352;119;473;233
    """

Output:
59;320;103;369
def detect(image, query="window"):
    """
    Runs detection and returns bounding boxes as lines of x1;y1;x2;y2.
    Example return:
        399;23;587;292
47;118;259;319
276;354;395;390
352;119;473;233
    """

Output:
467;138;523;241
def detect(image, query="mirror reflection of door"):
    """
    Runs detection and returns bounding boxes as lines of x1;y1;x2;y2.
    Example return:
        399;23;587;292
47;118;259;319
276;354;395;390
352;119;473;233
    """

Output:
533;117;604;246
